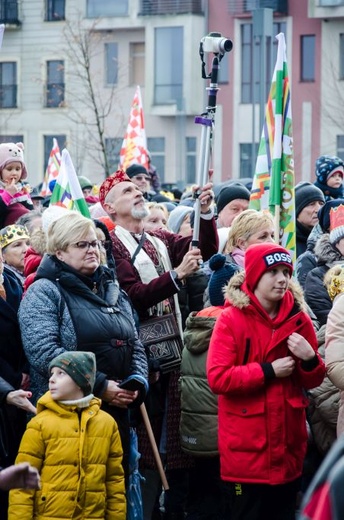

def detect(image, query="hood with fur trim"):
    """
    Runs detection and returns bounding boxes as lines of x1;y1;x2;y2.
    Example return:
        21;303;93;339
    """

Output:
314;233;343;266
224;270;307;312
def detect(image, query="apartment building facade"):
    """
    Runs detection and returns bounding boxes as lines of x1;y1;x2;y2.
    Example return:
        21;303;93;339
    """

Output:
0;0;343;188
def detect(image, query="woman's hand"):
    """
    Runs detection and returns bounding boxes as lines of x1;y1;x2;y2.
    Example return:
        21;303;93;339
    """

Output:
0;463;40;491
6;390;37;415
101;380;138;408
21;373;30;391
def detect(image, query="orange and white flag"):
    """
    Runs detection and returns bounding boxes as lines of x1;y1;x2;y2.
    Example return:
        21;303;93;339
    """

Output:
41;138;61;196
119;85;149;171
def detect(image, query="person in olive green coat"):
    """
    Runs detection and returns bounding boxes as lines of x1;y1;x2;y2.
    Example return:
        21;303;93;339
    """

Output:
8;351;126;520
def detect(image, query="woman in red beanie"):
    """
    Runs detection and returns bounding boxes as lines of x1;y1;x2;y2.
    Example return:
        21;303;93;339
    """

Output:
206;242;325;520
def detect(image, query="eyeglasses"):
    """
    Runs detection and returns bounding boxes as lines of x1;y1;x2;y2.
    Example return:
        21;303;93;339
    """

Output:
134;175;150;181
70;240;100;250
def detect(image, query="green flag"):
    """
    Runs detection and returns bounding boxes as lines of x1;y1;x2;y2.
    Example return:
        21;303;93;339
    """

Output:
50;149;90;218
250;33;296;263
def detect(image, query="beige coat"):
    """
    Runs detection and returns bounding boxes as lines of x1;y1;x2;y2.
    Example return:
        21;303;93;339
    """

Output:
325;292;344;437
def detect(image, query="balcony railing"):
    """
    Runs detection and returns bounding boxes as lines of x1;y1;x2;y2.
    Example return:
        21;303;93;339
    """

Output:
139;0;204;15
0;0;20;25
228;0;288;15
318;0;344;6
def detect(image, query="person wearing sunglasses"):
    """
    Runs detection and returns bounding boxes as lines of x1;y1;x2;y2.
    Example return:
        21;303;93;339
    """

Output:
126;163;155;201
18;212;148;484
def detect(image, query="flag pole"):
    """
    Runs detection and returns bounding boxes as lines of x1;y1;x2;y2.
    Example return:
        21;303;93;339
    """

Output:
140;403;169;490
192;33;233;248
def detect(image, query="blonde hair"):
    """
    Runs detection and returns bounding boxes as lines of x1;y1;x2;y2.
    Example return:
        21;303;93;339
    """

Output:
145;201;169;219
46;213;96;254
225;209;274;253
324;264;344;300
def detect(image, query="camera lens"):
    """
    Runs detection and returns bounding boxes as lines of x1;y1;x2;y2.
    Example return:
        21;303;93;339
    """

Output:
219;38;233;53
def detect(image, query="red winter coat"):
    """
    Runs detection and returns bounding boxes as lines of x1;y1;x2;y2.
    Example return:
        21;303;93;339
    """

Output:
207;271;325;486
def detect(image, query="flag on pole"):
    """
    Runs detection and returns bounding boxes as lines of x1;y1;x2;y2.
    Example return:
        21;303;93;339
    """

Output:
119;85;149;172
250;33;296;263
50;149;90;217
40;138;62;197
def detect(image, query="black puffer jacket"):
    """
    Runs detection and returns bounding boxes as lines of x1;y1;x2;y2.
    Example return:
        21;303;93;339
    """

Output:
304;234;343;327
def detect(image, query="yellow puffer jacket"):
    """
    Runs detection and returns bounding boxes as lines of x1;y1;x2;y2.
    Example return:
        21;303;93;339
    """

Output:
8;392;126;519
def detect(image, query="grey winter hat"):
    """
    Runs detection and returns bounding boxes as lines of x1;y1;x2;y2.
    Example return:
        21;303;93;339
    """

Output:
167;205;193;234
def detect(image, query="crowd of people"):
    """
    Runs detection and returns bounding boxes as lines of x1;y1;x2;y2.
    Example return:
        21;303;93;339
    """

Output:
1;142;344;519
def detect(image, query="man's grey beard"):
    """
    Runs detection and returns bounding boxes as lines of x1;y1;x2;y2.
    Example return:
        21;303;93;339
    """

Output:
131;206;149;219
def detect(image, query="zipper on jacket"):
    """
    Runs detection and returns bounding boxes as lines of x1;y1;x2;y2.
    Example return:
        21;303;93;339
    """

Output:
243;338;250;365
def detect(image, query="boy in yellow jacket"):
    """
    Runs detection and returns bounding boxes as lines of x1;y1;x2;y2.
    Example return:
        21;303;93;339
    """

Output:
9;351;126;519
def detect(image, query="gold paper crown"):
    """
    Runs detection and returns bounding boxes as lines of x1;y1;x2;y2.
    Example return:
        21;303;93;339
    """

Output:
0;224;30;249
326;264;344;301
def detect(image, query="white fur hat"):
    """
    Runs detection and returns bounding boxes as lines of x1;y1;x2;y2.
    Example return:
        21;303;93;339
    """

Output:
42;205;77;232
0;142;28;179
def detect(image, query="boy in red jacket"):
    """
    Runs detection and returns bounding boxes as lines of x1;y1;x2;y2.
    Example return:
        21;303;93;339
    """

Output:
206;242;325;520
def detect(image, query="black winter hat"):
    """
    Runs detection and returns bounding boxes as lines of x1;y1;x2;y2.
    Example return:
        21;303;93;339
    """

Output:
318;198;344;233
295;182;325;217
216;183;250;215
126;163;150;179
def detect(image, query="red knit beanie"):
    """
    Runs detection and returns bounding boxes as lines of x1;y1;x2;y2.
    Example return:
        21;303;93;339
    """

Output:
244;243;293;292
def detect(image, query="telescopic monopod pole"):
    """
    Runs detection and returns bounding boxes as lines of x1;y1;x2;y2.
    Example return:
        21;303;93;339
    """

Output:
192;33;233;248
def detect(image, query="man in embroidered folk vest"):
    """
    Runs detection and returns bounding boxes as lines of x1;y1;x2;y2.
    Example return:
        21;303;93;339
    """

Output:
99;169;218;520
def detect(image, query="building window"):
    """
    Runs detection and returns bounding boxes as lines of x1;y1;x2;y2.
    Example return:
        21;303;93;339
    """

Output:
337;135;344;162
0;134;23;144
46;0;65;21
105;43;118;86
0;62;17;108
154;27;183;105
340;34;344;80
130;42;145;86
241;24;257;104
44;135;66;171
0;0;19;24
240;143;258;179
87;0;128;17
147;137;165;182
185;137;197;184
241;22;288;104
105;138;122;173
46;60;65;108
301;35;315;82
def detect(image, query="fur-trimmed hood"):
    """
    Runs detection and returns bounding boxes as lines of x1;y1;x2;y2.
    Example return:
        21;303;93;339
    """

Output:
29;228;47;256
224;270;307;312
314;233;343;265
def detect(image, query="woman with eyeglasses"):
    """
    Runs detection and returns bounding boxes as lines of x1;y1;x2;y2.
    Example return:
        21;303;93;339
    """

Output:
18;212;148;481
0;225;30;286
